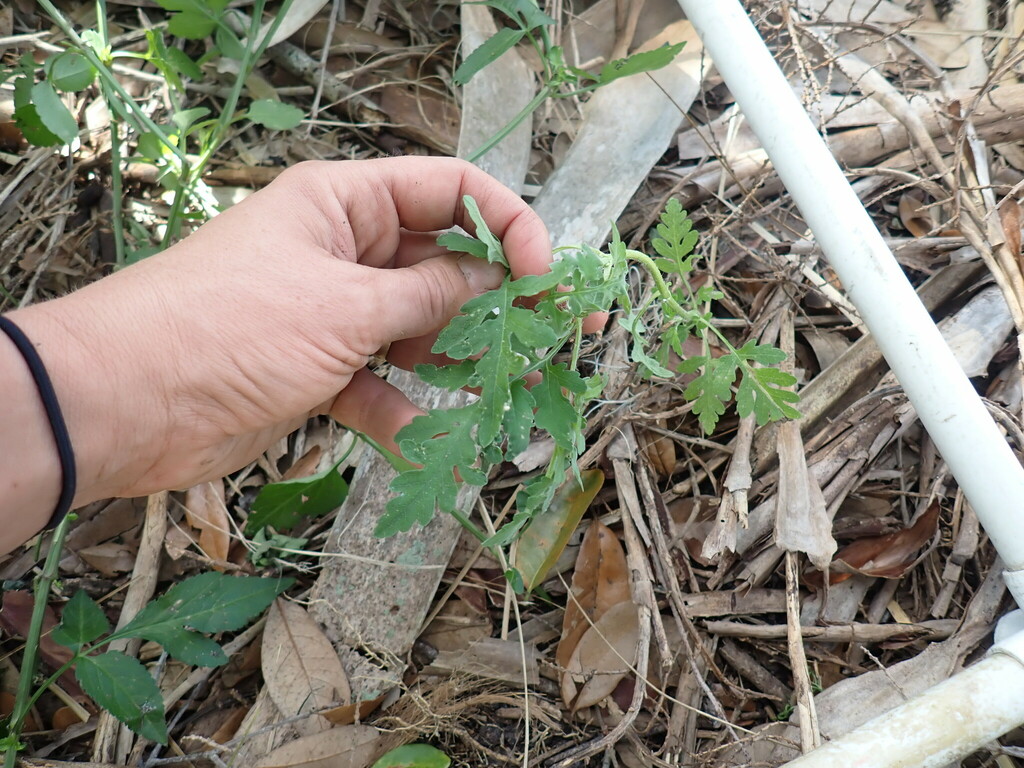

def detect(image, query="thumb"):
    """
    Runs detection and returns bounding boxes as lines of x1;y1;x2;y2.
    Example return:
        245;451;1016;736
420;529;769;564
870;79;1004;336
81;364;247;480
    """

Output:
373;254;507;343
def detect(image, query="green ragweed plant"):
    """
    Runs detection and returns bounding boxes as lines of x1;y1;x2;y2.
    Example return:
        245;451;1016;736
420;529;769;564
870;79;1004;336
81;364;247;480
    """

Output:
456;0;685;161
376;196;800;555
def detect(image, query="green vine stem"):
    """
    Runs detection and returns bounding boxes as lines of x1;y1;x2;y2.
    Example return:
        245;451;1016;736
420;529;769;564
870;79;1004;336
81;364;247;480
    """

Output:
467;86;551;164
5;513;77;767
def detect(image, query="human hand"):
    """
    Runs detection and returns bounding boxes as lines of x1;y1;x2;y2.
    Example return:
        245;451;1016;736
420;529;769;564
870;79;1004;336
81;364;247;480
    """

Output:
7;157;599;520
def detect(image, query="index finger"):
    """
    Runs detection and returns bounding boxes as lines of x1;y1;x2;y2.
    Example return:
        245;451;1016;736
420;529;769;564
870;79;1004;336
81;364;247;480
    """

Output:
294;157;554;280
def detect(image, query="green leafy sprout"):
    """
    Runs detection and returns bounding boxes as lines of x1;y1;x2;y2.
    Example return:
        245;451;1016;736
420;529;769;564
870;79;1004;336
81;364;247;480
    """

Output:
457;0;685;161
376;196;800;551
8;0;303;263
1;536;289;764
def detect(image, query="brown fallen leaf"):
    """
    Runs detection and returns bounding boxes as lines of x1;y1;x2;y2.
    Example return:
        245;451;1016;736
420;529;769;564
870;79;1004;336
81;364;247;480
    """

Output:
51;705;85;731
210;706;249;744
0;592;87;701
262;599;351;736
562;600;641;711
321;694;385;727
77;541;138;576
807;503;941;588
640;420;676;477
184;479;232;566
253;724;385;768
282;445;324;481
898;190;934;238
420;597;491;653
557;521;631;672
998;198;1022;271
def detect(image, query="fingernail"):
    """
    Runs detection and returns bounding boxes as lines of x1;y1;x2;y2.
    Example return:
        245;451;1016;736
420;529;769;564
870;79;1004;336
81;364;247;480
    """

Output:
458;255;506;295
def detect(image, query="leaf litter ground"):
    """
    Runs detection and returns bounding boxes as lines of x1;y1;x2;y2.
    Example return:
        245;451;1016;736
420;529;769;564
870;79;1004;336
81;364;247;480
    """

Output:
2;1;1024;766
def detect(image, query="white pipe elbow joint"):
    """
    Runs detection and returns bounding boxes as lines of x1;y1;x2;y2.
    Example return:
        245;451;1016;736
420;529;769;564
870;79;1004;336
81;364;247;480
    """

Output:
1002;572;1024;615
993;610;1024;666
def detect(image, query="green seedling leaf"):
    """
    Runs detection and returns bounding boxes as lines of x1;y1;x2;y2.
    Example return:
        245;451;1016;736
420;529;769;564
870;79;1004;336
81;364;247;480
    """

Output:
13;103;62;147
52;591;110;650
140;626;226;667
245;463;348;535
736;367;801;425
163;46;204;81
80;29;111;60
135;131;169;161
414;360;476;391
454;27;526;86
30;81;78;145
480;0;555;30
460;195;508;267
372;744;451;768
215;24;246;60
168;10;217;39
246;99;305;130
735;339;788;365
249;528;308;567
171;106;211;134
652;197;698;275
49;52;95;92
436;232;488;260
597;42;686;85
118;572;291;641
515;469;604;591
76;651;167;743
532;363;588;454
379;468;449;537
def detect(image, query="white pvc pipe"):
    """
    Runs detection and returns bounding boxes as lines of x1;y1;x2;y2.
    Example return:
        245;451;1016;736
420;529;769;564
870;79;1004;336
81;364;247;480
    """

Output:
675;0;1024;596
778;625;1024;768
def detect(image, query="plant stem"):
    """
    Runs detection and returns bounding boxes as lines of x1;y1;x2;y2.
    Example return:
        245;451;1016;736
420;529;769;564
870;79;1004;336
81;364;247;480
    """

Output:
160;0;293;248
108;113;126;266
467;86;551;163
5;514;76;767
36;0;185;162
94;0;125;266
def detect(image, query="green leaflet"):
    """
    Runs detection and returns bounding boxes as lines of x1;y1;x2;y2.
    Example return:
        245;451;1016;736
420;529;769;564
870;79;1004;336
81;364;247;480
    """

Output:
52;591;109;651
245;461;349;536
372;743;451;768
76;652;167;743
596;42;686;85
454;27;526;86
117;572;292;640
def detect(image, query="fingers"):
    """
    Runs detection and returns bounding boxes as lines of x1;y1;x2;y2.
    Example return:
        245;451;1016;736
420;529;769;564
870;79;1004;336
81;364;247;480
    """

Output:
328;367;421;456
360;253;507;348
295;157;554;279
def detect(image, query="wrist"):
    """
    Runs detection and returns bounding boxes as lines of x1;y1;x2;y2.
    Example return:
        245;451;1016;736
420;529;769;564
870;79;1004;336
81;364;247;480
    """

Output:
5;292;169;514
0;324;63;551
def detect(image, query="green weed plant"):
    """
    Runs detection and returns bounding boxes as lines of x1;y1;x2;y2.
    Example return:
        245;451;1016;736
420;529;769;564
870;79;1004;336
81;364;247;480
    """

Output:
377;198;798;557
457;0;685;161
5;0;303;261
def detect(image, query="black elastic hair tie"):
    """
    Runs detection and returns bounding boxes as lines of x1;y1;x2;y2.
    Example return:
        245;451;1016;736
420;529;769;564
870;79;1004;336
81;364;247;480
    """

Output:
0;315;77;531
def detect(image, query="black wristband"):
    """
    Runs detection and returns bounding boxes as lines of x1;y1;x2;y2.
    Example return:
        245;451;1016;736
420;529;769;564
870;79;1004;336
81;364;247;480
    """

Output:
0;315;77;532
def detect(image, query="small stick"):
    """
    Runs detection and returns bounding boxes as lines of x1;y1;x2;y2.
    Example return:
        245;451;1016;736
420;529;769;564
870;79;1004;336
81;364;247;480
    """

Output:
785;552;821;752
